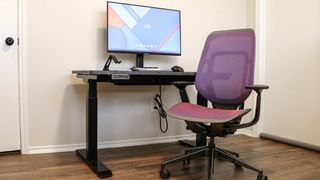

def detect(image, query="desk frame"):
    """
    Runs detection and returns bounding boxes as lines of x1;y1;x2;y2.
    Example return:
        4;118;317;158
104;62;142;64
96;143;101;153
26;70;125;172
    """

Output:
73;70;207;178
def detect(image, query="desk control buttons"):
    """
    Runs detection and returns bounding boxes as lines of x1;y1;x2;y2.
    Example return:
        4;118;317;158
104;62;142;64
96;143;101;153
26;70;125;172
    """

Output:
111;74;130;80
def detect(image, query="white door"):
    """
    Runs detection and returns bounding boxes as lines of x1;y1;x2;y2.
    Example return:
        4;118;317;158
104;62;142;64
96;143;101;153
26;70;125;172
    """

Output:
0;0;21;152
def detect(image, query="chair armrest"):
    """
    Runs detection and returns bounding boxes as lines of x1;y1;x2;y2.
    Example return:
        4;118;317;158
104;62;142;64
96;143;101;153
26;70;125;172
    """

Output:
171;81;194;87
225;84;269;130
245;85;269;94
171;81;194;103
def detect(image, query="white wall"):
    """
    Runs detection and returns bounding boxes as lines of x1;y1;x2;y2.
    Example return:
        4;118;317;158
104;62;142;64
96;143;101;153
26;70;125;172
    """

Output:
263;0;320;146
25;0;255;153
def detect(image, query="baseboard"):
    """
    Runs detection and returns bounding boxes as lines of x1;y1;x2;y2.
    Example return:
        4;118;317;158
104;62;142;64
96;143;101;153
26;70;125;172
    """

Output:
26;129;254;154
25;134;196;154
260;133;320;152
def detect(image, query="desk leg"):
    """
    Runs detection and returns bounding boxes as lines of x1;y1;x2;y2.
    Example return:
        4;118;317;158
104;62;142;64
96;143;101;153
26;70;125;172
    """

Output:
76;80;112;178
178;93;207;147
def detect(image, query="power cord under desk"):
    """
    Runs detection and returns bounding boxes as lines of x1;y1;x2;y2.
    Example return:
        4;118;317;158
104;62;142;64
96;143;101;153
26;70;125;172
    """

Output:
153;85;168;133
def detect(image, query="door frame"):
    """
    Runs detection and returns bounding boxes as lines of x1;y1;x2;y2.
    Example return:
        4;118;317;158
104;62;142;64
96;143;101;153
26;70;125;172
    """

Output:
253;0;267;137
18;0;30;154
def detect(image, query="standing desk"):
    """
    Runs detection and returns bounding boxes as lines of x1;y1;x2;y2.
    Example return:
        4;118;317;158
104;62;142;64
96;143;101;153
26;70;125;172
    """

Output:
72;70;207;178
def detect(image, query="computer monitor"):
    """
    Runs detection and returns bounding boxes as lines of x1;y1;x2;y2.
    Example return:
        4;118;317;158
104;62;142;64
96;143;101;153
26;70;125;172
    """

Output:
107;1;181;68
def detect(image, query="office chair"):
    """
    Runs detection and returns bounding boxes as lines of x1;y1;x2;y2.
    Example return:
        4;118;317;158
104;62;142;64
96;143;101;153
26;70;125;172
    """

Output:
160;29;269;180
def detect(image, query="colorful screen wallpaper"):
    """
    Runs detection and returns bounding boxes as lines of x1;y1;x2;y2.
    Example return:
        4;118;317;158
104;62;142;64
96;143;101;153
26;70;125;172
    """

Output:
107;2;181;55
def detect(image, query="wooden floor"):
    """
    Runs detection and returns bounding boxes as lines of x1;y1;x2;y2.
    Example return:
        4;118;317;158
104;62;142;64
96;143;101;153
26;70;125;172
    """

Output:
0;135;319;180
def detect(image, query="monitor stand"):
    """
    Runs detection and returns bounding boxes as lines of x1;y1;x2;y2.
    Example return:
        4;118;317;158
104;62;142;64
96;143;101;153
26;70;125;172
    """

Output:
136;53;144;68
131;53;159;71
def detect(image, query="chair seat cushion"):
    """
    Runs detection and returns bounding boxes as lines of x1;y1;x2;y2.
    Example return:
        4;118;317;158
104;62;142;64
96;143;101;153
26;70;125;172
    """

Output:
168;102;251;123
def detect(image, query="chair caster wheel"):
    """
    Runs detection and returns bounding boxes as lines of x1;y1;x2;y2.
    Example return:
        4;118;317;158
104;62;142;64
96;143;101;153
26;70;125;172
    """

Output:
160;168;171;179
257;174;268;180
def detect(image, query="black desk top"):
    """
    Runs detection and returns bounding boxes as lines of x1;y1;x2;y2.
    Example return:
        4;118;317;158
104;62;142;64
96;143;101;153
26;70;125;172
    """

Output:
72;70;196;85
72;70;195;76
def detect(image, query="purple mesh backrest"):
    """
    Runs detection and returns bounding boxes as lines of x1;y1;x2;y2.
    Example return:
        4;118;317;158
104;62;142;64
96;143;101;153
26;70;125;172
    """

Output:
195;29;255;105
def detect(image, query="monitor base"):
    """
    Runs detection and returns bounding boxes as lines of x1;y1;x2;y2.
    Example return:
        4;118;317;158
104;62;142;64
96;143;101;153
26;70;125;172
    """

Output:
131;67;160;71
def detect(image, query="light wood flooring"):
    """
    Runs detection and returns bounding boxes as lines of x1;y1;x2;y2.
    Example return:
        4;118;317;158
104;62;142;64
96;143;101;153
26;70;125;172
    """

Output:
0;135;319;180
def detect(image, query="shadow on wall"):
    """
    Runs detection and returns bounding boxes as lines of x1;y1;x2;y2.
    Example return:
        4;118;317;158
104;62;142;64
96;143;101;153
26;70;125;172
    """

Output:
58;82;87;145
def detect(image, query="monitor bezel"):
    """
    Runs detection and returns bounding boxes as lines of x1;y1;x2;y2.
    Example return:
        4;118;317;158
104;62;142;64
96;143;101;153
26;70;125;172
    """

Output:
107;1;182;56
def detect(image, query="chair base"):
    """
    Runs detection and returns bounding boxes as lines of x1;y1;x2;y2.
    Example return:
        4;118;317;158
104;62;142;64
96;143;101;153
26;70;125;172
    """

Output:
160;138;267;180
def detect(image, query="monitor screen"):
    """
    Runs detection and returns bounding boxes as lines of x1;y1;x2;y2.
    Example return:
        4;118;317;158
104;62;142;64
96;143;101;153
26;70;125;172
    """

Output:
107;2;181;56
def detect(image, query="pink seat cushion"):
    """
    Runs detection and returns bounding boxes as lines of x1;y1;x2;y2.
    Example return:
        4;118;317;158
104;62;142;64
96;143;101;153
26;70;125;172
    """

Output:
168;102;251;123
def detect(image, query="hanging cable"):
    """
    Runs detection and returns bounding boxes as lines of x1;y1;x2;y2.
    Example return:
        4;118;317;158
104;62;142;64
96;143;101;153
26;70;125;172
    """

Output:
153;85;168;133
